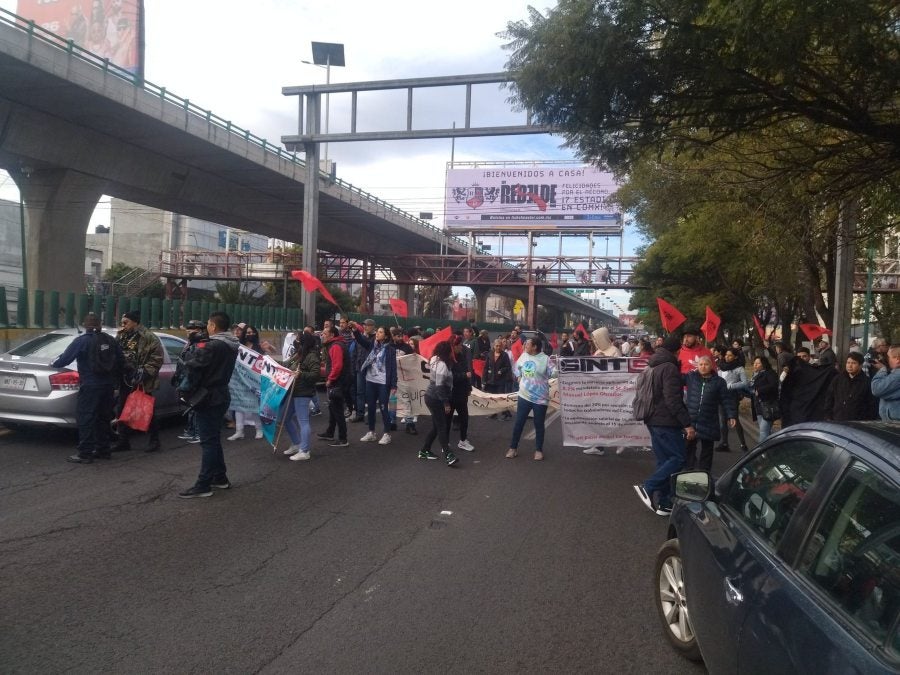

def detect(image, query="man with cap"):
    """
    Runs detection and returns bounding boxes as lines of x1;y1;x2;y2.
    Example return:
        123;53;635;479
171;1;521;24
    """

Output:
824;352;878;421
51;313;125;463
634;336;695;516
677;326;714;374
174;320;208;443
350;319;377;423
815;336;837;369
113;310;164;452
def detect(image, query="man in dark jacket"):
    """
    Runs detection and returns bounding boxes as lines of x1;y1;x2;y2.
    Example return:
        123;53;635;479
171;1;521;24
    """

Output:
634;336;695;515
51;313;125;463
178;312;239;498
825;352;878;421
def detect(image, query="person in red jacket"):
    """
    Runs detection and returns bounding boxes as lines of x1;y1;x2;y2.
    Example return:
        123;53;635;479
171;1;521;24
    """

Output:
316;326;350;447
677;326;714;374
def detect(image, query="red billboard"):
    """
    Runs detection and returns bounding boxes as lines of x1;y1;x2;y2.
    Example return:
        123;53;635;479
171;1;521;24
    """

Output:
16;0;144;77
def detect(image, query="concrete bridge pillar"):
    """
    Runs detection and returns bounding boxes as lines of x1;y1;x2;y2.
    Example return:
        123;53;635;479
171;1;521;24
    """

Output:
472;287;491;325
15;168;105;296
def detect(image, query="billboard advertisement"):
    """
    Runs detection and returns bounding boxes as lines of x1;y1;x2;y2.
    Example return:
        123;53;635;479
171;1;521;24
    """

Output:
16;0;144;77
444;164;621;232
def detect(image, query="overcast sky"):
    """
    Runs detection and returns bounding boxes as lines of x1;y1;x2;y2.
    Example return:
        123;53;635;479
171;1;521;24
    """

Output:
0;0;634;314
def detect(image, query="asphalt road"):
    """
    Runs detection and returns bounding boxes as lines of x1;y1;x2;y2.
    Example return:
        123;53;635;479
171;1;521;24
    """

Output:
0;410;721;674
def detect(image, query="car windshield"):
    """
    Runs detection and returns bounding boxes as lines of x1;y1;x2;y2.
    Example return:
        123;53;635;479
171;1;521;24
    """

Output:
8;333;78;359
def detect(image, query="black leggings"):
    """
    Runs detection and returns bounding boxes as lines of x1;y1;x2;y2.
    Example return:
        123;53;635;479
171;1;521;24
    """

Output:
447;393;469;441
423;395;450;453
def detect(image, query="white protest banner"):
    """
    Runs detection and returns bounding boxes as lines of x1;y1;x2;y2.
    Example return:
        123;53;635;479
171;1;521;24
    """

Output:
396;353;558;417
558;356;651;447
258;355;294;444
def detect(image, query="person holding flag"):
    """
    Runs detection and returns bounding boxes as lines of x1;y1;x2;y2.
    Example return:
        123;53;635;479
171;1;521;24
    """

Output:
282;333;321;462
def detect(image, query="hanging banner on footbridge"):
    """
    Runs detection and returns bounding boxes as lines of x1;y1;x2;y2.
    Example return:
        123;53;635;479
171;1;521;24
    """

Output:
444;164;622;232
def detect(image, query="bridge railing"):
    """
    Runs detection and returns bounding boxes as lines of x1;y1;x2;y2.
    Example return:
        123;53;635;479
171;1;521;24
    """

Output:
0;8;473;251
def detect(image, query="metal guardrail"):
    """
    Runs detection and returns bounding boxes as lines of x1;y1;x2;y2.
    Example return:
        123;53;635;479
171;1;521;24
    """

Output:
0;7;475;251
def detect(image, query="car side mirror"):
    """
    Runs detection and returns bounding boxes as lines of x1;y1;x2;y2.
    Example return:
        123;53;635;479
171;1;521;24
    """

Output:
673;471;712;502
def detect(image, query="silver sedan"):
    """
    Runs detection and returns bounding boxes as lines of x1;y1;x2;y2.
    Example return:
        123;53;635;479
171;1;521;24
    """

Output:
0;328;187;429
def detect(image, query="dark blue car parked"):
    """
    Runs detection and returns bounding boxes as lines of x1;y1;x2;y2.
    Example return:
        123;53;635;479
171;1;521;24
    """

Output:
655;421;900;673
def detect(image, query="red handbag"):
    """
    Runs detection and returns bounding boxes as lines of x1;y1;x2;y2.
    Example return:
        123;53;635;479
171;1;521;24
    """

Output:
119;388;155;432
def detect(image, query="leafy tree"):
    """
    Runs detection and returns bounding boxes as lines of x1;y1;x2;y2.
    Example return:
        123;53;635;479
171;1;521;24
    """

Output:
504;0;899;202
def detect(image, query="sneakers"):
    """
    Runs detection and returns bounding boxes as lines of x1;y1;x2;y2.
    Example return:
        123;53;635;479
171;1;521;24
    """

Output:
418;449;438;460
211;478;231;490
178;486;213;499
187;436;202;444
283;444;300;455
316;432;334;441
254;428;264;440
360;431;377;442
67;454;94;464
583;447;605;456
444;450;459;466
633;485;653;511
457;439;475;452
350;415;365;423
329;439;349;447
177;431;194;440
227;431;243;441
290;451;311;461
655;503;673;516
378;433;392;445
615;446;626;455
310;409;322;417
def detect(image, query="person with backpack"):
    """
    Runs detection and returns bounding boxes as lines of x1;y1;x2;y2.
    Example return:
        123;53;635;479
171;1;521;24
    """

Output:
316;325;351;447
50;313;125;463
633;336;695;515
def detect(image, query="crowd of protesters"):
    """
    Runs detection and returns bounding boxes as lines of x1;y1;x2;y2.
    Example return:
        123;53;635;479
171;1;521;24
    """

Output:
54;308;900;505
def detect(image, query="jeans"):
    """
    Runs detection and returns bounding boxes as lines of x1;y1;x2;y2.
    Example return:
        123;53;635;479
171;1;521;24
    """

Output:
285;396;312;450
423;395;450;453
194;400;230;489
309;392;321;414
509;397;548;452
76;384;114;456
325;387;347;441
365;380;391;433
644;425;686;508
355;370;367;417
757;416;773;442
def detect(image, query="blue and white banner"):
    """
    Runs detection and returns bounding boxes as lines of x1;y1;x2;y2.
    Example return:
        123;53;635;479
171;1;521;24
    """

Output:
232;345;294;444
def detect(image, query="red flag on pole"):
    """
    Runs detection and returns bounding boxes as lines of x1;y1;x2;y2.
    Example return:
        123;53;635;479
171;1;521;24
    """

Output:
752;315;767;342
472;358;485;379
701;306;721;343
657;298;686;333
574;323;590;341
389;298;408;318
290;270;338;306
510;337;524;362
550;331;559;350
418;326;452;361
799;324;833;341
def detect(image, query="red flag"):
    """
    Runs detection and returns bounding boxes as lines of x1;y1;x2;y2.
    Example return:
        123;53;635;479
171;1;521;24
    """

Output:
574;323;590;341
701;306;721;343
510;337;524;362
657;298;686;333
472;358;485;379
418;326;452;361
389;298;408;318
752;315;767;342
290;270;338;306
550;331;559;350
799;324;833;341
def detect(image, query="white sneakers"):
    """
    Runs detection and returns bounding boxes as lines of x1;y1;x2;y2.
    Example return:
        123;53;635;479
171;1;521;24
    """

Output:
255;428;264;440
458;439;475;452
290;451;311;461
378;433;392;445
283;444;300;455
360;431;377;442
227;431;243;441
583;447;605;455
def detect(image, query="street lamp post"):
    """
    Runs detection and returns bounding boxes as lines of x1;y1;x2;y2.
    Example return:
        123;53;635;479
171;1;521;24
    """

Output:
303;42;345;172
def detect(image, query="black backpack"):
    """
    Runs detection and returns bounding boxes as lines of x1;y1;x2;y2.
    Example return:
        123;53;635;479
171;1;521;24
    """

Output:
92;332;117;375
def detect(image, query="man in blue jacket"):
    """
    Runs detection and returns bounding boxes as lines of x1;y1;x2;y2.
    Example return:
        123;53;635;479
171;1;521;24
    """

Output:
51;313;125;464
870;345;900;420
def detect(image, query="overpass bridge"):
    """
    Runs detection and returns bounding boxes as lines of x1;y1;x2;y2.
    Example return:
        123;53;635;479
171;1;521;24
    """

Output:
0;9;622;327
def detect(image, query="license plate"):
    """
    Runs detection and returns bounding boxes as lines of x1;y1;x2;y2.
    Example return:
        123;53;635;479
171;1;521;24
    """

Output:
0;375;27;390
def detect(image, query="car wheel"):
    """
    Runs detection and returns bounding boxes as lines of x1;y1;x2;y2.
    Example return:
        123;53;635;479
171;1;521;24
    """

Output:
654;538;703;662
